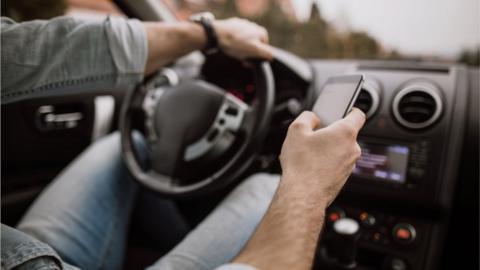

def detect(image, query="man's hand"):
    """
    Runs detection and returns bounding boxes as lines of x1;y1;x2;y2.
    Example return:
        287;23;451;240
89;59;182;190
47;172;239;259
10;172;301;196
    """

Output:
144;17;272;75
280;108;365;207
214;18;273;61
234;108;365;270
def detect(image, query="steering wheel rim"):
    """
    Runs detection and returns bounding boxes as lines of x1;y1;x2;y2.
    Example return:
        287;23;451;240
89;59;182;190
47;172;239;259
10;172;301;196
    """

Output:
120;60;275;198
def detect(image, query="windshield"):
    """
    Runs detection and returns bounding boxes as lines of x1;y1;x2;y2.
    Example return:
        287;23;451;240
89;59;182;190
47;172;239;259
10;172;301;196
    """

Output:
3;0;478;65
163;0;479;66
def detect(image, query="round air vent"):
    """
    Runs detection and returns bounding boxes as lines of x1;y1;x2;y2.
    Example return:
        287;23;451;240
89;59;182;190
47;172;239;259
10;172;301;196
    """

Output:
354;80;380;119
392;83;443;129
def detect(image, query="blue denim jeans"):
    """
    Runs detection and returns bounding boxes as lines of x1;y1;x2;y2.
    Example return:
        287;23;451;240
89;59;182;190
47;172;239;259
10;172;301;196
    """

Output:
2;132;279;270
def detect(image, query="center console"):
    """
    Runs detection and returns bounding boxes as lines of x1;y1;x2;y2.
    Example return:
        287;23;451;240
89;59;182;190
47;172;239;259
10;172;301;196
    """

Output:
311;62;470;270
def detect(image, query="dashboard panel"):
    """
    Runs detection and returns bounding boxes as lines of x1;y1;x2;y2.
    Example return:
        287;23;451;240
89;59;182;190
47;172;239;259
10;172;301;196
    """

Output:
200;52;477;270
203;52;477;269
308;61;477;270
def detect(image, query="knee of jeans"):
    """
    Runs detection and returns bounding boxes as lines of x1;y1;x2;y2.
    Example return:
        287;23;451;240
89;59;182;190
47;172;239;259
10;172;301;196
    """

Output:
93;131;148;167
131;130;149;164
237;173;280;199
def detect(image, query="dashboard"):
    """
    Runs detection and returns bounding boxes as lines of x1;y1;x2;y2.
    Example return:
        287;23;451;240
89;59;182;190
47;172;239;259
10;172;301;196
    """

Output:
313;62;473;270
200;51;478;270
315;61;476;270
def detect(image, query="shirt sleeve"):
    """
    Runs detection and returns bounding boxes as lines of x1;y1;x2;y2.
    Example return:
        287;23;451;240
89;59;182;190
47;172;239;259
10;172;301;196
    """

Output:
1;16;148;104
1;224;80;270
214;263;258;270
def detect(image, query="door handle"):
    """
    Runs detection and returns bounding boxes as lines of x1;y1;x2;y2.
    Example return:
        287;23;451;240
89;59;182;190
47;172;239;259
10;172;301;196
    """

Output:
37;105;84;130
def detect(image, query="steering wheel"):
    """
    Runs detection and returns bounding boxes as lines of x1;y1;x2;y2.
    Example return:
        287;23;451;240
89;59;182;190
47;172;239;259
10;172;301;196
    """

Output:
119;58;275;198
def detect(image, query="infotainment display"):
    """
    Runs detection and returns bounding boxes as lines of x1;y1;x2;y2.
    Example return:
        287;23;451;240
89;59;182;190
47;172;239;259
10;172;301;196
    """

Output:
353;142;410;183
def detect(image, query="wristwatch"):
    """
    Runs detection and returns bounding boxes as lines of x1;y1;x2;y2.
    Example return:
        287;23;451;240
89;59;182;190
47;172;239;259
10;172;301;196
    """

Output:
189;12;219;54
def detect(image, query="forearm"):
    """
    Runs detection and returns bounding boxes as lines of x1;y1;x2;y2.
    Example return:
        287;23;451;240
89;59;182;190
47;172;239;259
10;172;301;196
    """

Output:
234;175;328;270
234;110;365;269
144;22;205;75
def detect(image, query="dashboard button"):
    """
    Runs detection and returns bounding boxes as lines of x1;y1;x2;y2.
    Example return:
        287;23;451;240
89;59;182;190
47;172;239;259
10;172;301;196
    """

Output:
359;212;376;227
327;207;346;223
384;257;408;270
372;232;381;243
392;223;416;245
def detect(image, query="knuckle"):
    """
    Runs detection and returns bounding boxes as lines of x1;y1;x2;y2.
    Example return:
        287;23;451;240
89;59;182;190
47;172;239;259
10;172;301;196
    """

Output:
230;18;241;24
289;121;304;131
358;109;367;121
341;123;357;139
302;111;315;119
345;125;357;139
353;143;362;158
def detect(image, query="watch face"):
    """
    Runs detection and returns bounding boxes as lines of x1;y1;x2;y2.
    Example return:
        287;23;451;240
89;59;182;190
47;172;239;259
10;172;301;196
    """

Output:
190;12;215;22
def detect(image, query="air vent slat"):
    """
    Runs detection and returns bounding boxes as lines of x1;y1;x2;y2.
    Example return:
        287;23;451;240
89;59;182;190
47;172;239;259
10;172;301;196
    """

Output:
354;90;373;114
402;96;435;105
393;84;442;129
354;85;379;119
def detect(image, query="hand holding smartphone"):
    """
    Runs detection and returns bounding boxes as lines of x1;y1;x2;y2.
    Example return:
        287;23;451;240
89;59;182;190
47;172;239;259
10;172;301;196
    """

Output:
312;75;364;127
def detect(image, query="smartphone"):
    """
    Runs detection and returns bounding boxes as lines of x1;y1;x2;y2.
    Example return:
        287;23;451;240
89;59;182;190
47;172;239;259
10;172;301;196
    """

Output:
313;74;364;127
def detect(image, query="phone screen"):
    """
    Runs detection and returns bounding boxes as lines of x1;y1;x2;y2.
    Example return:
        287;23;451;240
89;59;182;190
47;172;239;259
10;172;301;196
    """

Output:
313;75;364;127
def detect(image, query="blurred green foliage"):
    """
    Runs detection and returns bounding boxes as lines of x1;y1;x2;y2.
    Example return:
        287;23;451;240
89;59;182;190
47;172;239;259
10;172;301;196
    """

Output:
211;0;385;60
458;48;480;67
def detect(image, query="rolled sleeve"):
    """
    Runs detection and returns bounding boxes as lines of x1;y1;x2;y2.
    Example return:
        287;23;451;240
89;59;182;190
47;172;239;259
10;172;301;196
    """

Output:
1;16;148;104
105;16;147;77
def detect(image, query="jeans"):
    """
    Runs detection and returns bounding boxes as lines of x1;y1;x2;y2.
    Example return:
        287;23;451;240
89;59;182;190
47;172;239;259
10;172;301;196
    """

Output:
4;132;279;269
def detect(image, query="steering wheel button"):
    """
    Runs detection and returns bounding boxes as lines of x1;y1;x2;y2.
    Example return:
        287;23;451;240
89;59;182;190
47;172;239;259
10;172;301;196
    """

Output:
225;106;239;116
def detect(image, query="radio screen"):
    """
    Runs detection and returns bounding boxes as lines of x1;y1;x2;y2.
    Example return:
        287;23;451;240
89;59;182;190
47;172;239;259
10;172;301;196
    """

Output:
353;142;409;183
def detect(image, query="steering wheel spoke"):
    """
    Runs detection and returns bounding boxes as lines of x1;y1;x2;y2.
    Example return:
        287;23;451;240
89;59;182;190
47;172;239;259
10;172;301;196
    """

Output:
184;93;249;161
239;106;257;134
220;93;249;133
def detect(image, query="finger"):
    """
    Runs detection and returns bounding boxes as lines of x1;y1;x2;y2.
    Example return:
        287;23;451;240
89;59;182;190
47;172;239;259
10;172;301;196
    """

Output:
250;41;274;61
258;27;269;44
343;107;366;133
241;60;253;69
290;111;321;133
326;107;366;136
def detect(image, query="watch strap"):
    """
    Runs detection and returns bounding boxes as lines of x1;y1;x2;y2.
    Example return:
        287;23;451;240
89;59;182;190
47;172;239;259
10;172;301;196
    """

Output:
191;14;219;54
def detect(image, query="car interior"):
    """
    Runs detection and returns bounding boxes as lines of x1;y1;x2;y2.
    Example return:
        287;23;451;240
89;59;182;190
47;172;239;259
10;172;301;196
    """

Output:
1;0;479;270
